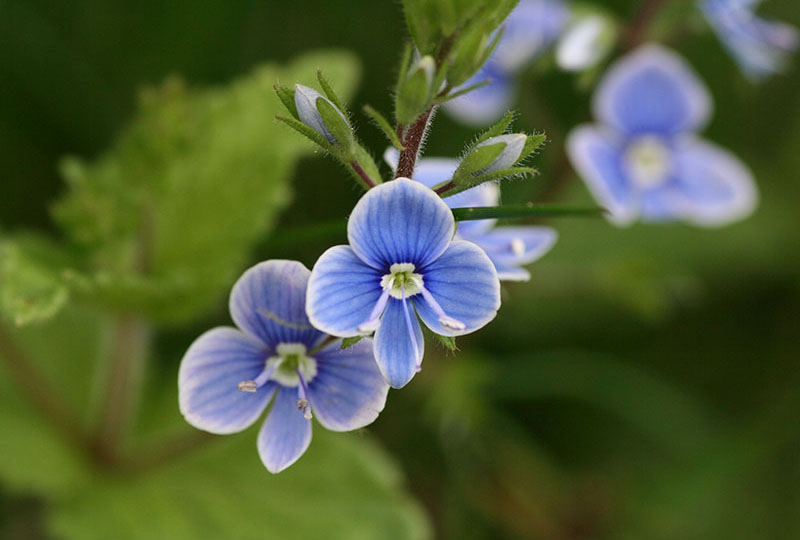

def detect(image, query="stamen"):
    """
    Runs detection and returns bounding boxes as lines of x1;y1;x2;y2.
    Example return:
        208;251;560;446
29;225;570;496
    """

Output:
418;287;466;332
296;371;313;420
400;283;421;369
237;362;279;393
357;286;392;333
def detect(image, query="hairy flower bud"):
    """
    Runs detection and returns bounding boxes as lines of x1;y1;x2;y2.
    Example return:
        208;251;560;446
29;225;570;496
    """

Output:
395;55;436;124
473;133;527;173
294;84;350;146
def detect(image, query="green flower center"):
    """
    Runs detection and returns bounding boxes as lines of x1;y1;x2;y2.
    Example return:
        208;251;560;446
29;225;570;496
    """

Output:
380;263;424;299
267;343;317;387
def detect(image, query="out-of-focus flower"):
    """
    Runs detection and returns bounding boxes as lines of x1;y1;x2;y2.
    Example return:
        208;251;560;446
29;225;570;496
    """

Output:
445;0;571;125
385;148;558;281
556;15;616;72
700;0;798;80
306;179;501;388
179;260;389;473
567;45;758;226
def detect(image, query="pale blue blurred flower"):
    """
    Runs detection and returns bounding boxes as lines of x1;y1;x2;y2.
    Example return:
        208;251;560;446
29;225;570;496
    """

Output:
306;179;501;388
444;0;570;125
385;148;558;281
179;260;389;473
567;45;758;226
701;0;798;80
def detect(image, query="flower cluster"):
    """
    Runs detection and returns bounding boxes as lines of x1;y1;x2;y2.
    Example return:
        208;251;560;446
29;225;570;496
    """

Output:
178;0;793;474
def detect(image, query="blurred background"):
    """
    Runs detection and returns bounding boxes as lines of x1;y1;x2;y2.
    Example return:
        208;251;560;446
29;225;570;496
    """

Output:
1;0;799;538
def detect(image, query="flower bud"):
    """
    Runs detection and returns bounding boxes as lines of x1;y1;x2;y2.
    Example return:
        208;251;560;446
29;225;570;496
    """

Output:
556;15;615;72
395;55;436;124
474;133;527;173
294;84;350;146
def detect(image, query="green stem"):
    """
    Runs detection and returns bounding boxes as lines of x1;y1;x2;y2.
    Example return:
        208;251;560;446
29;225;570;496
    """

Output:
91;314;151;467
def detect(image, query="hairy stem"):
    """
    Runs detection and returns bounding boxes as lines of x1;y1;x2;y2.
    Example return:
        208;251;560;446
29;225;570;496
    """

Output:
395;107;435;179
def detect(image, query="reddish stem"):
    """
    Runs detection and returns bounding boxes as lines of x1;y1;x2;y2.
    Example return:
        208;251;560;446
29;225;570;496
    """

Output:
350;160;377;189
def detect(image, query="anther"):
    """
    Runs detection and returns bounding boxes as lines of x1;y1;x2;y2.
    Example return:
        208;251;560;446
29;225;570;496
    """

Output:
237;381;257;393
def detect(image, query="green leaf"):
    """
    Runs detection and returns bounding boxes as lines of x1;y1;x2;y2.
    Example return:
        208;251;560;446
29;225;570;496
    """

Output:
363;105;405;150
451;204;606;221
341;335;365;349
0;306;101;495
0;236;72;326
47;429;430;540
51;51;361;325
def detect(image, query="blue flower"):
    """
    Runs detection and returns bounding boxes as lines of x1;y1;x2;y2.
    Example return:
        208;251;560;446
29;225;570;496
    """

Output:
566;45;758;227
700;0;798;81
444;0;571;125
306;179;501;388
385;148;557;281
178;260;389;473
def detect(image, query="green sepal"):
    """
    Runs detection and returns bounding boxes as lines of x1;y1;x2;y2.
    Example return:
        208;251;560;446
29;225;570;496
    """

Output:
316;97;354;156
451;204;606;221
435;78;491;105
273;84;298;119
349;144;383;189
519;133;547;160
363;105;405;150
442;166;537;197
453;142;505;180
340;335;365;349
275;114;336;152
316;69;347;114
395;63;433;124
395;43;414;100
474;111;516;145
431;332;457;351
402;0;441;54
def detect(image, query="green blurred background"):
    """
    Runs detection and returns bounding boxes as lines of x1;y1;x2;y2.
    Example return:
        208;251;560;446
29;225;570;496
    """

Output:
1;0;799;538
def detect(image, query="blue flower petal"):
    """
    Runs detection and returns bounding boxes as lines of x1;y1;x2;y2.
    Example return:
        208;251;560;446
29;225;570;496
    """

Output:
178;327;274;434
594;45;711;136
472;226;557;280
567;125;638;225
672;137;758;226
416;240;501;336
229;260;324;350
383;149;499;237
374;299;424;388
306;245;383;337
307;338;390;431
492;261;534;282
701;0;799;80
443;69;514;127
257;385;312;473
347;178;455;269
494;0;571;72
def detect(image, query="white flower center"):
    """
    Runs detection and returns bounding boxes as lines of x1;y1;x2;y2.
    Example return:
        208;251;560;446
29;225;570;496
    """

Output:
380;263;424;300
510;238;526;257
624;137;672;189
266;343;317;387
